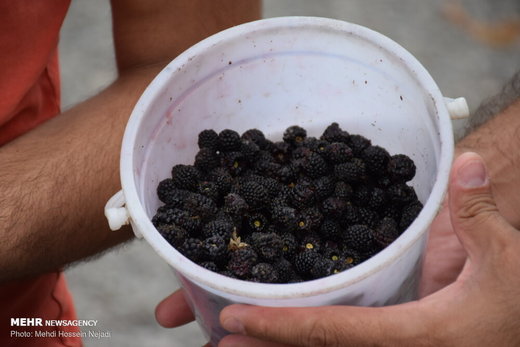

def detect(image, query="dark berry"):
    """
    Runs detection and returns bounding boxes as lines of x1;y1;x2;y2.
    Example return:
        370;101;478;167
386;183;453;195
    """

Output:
294;251;320;276
223;193;249;217
387;183;418;206
171;164;201;191
157;179;190;207
323;142;353;163
183;193;218;220
373;217;400;247
202;219;234;239
320;219;342;240
342;225;377;253
400;201;423;231
334;159;367;183
218;129;241;152
239;181;269;209
283;125;307;145
241;129;269;150
227;247;258;278
301;152;329;179
250;232;283;261
348;134;371;156
250;263;279;283
202;235;228;261
310;257;335;279
279;232;298;258
156;223;187;248
321;122;349;143
180;238;203;261
194;148;220;172
321;197;347;217
289;182;315;209
246;212;269;232
362;145;390;176
313;176;335;201
388;154;416;182
198;129;219;150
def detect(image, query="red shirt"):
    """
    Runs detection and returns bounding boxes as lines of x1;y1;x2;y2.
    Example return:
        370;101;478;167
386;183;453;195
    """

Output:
1;1;82;346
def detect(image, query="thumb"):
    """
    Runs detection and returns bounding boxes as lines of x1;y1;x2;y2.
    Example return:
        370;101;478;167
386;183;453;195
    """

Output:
448;152;512;261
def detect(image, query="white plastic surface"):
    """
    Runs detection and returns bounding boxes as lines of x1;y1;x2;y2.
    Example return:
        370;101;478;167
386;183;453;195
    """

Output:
104;190;132;233
113;17;455;345
445;96;470;119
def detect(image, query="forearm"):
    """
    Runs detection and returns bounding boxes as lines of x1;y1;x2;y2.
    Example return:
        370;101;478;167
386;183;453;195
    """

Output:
0;68;156;282
456;73;520;227
0;0;260;282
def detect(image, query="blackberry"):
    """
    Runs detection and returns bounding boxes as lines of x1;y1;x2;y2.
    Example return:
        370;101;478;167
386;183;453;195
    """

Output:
323;142;353;164
241;129;270;150
272;258;297;283
219;270;237;279
301;152;328;179
250;232;283;261
218;129;241;152
171;164;201;191
353;185;372;207
157;179;189;207
322;246;343;262
400;201;423;231
342;248;363;266
347;134;371;156
180;238;203;261
386;183;418;206
289;182;315;209
300;233;322;253
294;250;320;276
275;164;297;184
223;193;249;218
291;144;312;160
201;219;234;239
198;129;219;150
250;263;279;283
283;125;307;145
156;223;187;248
202;235;228;261
238;181;269;209
357;207;379;228
248;175;281;198
197;180;220;202
381;205;401;222
334;159;367;183
321;197;347;217
208;167;233;195
388;154;416;183
334;181;353;200
153;207;201;234
200;261;219;272
194;148;220;172
279;232;298;258
342;225;377;253
313;176;335;201
240;139;260;161
220;151;247;176
183;193;218;220
296;207;323;232
362;145;390;176
271;205;297;231
373;217;400;247
367;187;387;211
321;122;349;143
310;257;335;279
320;219;342;240
339;202;360;226
246;212;269;232
227;247;258;278
271;141;292;163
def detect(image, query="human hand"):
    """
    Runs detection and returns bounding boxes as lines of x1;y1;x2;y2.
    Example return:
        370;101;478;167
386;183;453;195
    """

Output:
217;152;520;346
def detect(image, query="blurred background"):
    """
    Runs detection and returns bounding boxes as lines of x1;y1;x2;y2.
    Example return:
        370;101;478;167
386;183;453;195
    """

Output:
61;0;519;346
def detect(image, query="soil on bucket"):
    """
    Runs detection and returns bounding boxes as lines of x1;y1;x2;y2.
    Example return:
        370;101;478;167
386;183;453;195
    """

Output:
151;123;422;284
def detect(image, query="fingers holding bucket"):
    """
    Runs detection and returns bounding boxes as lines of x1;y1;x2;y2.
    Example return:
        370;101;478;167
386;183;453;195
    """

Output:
448;152;516;264
155;289;195;328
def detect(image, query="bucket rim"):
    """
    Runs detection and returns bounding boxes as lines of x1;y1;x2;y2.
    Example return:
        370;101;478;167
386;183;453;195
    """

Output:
119;16;454;299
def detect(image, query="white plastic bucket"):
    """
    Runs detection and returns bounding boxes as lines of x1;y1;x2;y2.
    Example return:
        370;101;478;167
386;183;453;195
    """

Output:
105;17;462;346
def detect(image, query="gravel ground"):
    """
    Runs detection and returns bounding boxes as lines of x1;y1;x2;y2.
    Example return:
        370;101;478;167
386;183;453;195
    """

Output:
61;1;519;346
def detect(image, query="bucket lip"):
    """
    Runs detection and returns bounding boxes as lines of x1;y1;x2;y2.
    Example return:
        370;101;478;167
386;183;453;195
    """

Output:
120;16;454;300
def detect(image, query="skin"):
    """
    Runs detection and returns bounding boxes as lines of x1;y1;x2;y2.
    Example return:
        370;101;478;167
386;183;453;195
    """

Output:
0;0;261;282
156;99;520;345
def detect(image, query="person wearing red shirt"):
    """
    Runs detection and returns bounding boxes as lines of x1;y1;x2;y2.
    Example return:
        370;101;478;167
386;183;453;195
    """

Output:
0;1;260;346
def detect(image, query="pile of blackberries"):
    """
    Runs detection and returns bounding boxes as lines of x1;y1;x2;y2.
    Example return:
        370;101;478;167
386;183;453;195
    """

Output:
152;123;422;283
